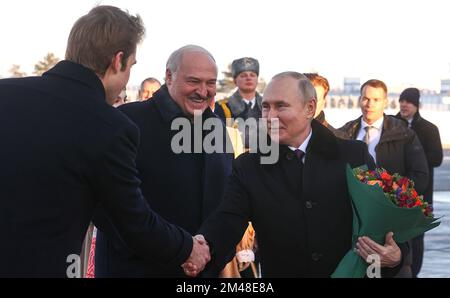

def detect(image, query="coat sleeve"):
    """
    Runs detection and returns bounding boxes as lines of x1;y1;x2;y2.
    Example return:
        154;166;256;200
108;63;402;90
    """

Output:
199;158;251;275
90;123;193;267
424;124;443;168
381;241;410;277
405;130;429;195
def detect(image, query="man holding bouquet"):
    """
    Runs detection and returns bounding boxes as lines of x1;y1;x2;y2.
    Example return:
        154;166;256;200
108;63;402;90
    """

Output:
191;72;406;277
339;79;429;277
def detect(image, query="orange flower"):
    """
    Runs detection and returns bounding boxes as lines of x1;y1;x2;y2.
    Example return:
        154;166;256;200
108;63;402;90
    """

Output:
367;180;383;187
392;182;399;191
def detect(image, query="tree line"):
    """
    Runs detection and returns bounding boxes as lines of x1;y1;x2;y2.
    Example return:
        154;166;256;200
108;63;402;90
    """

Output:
9;52;60;77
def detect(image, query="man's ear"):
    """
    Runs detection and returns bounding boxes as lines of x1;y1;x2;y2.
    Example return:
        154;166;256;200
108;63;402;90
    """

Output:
111;51;124;73
306;98;317;119
165;69;173;85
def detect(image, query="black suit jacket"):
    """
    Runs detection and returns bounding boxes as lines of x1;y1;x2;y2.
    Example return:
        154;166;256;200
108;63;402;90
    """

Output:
0;61;192;277
200;120;381;277
94;85;233;277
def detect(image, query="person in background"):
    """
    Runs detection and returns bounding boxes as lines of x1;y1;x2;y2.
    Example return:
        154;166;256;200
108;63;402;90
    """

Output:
138;77;161;101
397;87;443;277
339;79;429;277
215;57;262;150
303;73;344;138
113;88;128;107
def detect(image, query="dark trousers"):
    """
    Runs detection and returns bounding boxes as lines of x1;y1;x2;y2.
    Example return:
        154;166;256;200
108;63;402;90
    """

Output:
411;234;425;278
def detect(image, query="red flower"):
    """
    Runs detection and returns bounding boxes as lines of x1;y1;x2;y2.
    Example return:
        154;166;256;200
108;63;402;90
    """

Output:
381;172;392;181
353;167;433;218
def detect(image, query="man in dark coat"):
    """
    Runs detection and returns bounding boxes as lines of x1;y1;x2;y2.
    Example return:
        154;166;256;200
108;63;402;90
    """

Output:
194;72;407;277
338;81;429;196
94;45;233;277
0;6;208;277
397;87;443;277
338;79;429;277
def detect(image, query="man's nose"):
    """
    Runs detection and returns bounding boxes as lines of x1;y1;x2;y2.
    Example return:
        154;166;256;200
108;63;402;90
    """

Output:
267;109;278;122
197;83;208;98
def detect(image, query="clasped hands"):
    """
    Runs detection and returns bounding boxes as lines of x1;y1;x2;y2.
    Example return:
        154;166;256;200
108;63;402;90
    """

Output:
181;234;210;277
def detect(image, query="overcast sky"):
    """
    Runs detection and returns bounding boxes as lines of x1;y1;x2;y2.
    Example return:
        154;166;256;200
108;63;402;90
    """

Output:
1;0;449;92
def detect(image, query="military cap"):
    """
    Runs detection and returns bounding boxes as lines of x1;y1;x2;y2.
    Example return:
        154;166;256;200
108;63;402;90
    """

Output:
231;57;259;78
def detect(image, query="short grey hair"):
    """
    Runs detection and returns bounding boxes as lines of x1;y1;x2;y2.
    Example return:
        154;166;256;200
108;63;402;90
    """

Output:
166;45;216;76
271;71;317;104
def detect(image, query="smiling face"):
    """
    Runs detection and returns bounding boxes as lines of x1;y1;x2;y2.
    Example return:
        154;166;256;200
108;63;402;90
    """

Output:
262;76;316;148
166;51;218;118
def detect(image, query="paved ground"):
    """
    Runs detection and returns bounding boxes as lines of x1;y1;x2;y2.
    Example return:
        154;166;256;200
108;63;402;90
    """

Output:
434;149;450;191
418;191;450;277
418;150;450;277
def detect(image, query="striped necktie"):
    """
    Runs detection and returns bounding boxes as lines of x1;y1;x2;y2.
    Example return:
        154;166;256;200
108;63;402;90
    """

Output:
363;126;374;145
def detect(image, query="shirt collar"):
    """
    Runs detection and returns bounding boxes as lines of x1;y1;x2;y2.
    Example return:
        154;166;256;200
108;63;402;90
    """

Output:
288;128;312;153
243;98;256;109
361;115;384;131
407;118;413;127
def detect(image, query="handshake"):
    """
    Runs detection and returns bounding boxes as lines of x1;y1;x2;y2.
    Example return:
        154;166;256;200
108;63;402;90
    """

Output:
181;234;211;277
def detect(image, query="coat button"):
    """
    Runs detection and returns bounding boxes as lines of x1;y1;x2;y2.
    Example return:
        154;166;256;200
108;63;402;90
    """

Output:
305;201;313;209
311;252;322;261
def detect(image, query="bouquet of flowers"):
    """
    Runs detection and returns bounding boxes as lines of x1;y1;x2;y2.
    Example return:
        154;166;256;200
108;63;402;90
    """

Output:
332;164;440;278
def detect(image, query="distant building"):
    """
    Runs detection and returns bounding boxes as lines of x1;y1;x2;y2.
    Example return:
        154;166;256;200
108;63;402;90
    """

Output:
327;77;450;111
343;77;360;95
440;79;450;94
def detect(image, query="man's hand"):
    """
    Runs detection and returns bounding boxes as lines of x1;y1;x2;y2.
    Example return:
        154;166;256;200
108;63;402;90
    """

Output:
355;232;401;268
181;235;210;277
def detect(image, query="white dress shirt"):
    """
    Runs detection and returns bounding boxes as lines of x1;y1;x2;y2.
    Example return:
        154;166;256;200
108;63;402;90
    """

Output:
288;129;312;164
243;98;256;109
356;116;384;164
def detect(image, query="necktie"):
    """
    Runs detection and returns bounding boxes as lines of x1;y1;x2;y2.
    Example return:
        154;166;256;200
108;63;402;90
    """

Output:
246;101;252;110
363;126;374;145
294;149;305;163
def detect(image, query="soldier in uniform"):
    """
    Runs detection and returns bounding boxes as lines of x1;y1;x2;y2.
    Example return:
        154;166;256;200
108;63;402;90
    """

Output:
215;57;263;150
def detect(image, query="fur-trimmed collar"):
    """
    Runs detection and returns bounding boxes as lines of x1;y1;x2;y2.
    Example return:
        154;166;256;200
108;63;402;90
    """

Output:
227;90;263;116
